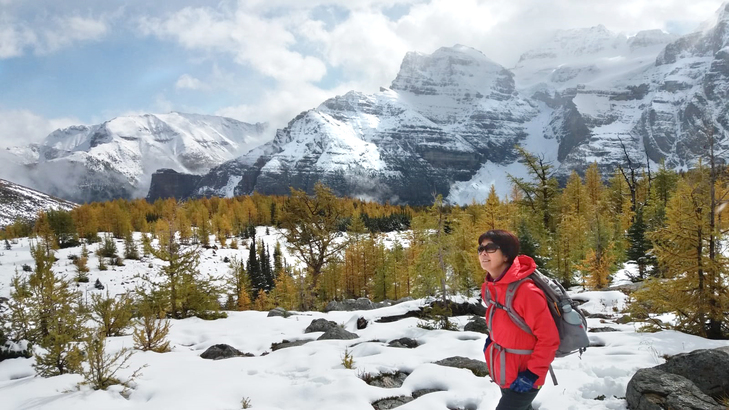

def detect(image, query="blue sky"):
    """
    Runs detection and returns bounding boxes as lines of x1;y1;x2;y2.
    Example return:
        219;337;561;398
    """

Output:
0;0;725;148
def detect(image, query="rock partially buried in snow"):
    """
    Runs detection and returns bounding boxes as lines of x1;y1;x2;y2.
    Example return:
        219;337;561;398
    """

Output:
317;327;358;340
371;396;413;410
463;316;488;334
200;344;254;360
626;368;723;410
267;307;292;317
654;347;729;400
270;339;312;351
387;338;419;349
433;356;488;377
305;318;338;333
362;371;409;388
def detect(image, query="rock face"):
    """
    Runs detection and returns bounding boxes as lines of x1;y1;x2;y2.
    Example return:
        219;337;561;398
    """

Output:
3;112;268;204
626;347;729;410
146;169;203;202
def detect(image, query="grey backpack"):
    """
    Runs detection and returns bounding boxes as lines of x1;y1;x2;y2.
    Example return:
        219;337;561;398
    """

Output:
482;269;590;384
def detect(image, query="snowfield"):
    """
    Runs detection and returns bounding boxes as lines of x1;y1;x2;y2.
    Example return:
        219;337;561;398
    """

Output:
1;233;728;410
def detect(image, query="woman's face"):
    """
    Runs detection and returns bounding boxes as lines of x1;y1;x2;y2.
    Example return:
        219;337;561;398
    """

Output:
478;240;509;278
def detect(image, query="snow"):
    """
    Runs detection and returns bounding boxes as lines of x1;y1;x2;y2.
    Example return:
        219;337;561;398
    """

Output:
3;232;728;410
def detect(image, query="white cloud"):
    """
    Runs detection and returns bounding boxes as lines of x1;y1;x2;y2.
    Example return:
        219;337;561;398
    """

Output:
0;14;108;58
0;109;80;148
175;74;206;90
139;6;327;84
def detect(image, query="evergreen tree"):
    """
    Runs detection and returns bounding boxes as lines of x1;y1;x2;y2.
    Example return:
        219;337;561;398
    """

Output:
626;206;654;281
46;209;79;248
226;257;252;310
247;238;263;294
123;232;140;260
273;242;284;276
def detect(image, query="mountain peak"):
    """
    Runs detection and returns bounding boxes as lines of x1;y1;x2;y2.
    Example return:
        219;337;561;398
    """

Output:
390;44;513;98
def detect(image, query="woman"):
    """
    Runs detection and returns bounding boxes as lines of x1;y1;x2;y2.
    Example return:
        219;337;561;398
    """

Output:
479;229;559;410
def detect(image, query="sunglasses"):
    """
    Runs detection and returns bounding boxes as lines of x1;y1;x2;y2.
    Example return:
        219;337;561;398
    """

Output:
477;243;500;254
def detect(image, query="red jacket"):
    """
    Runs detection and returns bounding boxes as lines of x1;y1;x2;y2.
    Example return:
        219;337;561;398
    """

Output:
480;255;560;388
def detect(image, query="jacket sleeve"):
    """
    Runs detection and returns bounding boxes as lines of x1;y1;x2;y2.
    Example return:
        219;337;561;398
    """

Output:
513;282;560;379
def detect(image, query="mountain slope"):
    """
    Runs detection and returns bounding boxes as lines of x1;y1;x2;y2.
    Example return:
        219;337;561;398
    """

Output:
0;179;76;226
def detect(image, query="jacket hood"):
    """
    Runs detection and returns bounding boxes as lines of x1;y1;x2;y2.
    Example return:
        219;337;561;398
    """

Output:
497;255;536;284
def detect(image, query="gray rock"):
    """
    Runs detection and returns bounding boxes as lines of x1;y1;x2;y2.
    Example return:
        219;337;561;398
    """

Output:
587;313;613;319
356;317;368;330
366;371;409;388
354;297;375;310
305;318;338;333
463;316;488;334
267;307;290;317
411;389;444;399
200;344;253;360
433;356;488;377
655;348;729;399
270;340;312;351
317;327;358;340
589;327;620;333
372;396;413;410
626;368;723;410
387;338;419;349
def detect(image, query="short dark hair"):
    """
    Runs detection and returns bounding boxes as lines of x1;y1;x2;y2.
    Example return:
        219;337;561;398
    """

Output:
478;229;520;263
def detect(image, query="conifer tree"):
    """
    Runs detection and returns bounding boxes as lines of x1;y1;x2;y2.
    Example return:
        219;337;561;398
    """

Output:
132;303;171;353
636;168;728;338
19;241;86;376
278;183;349;306
45;209;79;248
247;238;263;294
145;221;222;319
227;257;252;310
89;292;134;337
270;270;298;310
626;206;653;280
81;333;138;390
123;232;140;260
253;289;272;311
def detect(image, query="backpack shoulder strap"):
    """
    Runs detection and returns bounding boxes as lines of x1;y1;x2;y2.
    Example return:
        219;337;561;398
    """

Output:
504;277;534;336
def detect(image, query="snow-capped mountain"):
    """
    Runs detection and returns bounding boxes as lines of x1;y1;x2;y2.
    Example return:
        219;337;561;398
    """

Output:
166;4;729;205
188;45;538;205
0;179;76;226
3;113;268;204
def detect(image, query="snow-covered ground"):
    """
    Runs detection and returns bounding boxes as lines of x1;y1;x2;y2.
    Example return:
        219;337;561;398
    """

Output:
1;232;728;410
